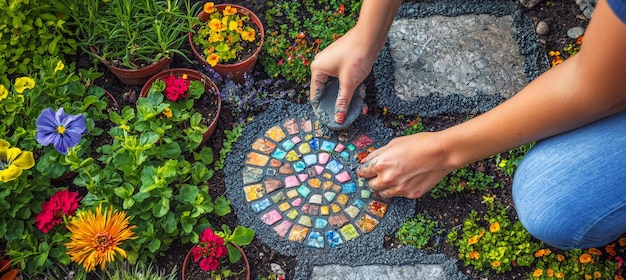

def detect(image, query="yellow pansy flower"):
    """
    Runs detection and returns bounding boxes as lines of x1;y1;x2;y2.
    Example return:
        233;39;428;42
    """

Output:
223;5;237;16
203;2;215;13
14;77;35;93
54;60;65;72
0;139;35;182
207;53;220;67
0;84;8;102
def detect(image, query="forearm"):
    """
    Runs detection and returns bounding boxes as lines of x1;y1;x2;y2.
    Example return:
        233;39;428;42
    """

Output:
353;0;403;54
438;0;626;168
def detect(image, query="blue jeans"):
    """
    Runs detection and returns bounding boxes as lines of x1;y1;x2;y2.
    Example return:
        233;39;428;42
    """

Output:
513;110;626;250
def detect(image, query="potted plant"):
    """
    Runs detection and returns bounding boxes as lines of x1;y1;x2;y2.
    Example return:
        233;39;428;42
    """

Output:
188;2;265;84
181;225;255;280
57;0;200;85
140;68;222;145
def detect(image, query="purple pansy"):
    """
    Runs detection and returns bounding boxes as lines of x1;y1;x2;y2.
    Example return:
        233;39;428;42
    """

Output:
35;108;87;154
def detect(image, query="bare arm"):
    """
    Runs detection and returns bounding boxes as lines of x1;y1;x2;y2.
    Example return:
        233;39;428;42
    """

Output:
360;0;626;198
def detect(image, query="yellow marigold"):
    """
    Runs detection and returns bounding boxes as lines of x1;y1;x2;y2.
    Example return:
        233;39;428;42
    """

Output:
65;205;137;272
223;5;237;16
14;77;35;93
0;84;8;101
585;274;592;280
208;18;223;32
533;269;543;277
182;74;187;79
594;271;602;279
588;248;602;256
228;20;238;30
491;261;500;268
209;33;224;43
468;251;479;260
579;253;593;264
547;269;554;277
207;53;220;67
162;107;173;118
556;272;565;278
54;60;65;72
468;235;479;245
489;221;500;233
619;237;626;247
203;2;215;13
557;254;565;262
478;229;485;237
241;29;256;42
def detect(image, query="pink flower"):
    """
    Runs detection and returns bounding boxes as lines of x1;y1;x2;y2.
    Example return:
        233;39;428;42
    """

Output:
194;227;228;271
163;75;190;101
34;189;81;233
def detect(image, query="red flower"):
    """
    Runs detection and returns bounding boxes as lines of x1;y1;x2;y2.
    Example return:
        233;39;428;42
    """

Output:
34;189;81;233
194;228;228;271
163;75;190;102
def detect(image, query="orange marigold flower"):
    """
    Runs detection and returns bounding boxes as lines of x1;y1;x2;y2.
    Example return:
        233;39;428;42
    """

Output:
203;2;215;13
162;107;172;118
489;221;500;233
241;29;255;42
576;35;584;45
557;254;565;262
491;261;500;268
533;269;543;277
606;243;617;256
585;274;592;280
547;269;554;277
579;253;593;264
208;18;223;31
478;229;485;237
468;251;479;260
468;236;479;245
619;237;626;247
594;271;602;279
615;275;625;280
207;53;220;67
223;5;237;16
556;272;565;278
588;248;602;255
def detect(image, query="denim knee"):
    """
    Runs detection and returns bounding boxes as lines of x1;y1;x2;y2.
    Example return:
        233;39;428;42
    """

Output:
512;110;626;250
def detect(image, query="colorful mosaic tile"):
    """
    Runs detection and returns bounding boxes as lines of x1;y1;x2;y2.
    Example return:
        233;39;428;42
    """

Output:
241;117;390;249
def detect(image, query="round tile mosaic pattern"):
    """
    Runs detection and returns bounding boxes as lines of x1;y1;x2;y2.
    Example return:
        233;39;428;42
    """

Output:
241;117;388;248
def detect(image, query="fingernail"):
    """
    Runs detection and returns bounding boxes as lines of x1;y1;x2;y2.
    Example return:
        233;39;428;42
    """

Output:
334;112;346;123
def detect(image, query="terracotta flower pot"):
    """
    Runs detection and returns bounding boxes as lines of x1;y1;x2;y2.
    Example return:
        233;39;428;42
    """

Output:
188;4;265;84
181;244;250;280
140;68;221;146
89;47;173;86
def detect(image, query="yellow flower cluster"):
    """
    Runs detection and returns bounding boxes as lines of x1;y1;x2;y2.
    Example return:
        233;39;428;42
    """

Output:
196;2;258;67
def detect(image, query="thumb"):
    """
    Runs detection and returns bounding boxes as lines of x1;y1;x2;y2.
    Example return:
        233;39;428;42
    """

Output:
334;79;357;124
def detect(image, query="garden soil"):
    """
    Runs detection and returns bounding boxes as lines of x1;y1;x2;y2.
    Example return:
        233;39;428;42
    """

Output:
81;0;593;279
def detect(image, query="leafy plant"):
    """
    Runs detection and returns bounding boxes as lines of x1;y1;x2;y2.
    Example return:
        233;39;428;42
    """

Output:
0;0;77;77
431;166;500;198
57;0;199;69
493;143;534;176
214;123;244;171
193;2;261;66
401;116;424;136
447;195;540;274
261;0;361;82
529;248;619;279
104;262;178;280
64;80;229;264
396;212;444;250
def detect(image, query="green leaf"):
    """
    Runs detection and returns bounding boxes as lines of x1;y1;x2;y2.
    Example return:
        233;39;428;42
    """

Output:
226;243;242;264
148;239;161;253
178;184;199;203
214;196;231;216
228;226;255;246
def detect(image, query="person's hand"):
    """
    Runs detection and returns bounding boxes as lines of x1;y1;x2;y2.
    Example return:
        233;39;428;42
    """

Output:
309;28;377;124
357;132;456;199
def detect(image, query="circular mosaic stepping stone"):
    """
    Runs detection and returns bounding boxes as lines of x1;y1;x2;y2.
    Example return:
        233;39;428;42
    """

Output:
225;101;415;254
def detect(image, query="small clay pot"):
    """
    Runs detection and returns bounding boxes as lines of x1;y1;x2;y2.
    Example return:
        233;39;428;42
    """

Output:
188;4;265;84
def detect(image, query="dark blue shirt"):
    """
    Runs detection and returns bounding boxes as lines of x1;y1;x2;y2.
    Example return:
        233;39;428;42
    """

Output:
608;0;626;24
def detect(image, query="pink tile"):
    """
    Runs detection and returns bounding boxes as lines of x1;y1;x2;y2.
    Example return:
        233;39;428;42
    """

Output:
260;209;282;225
335;171;351;183
284;175;299;188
